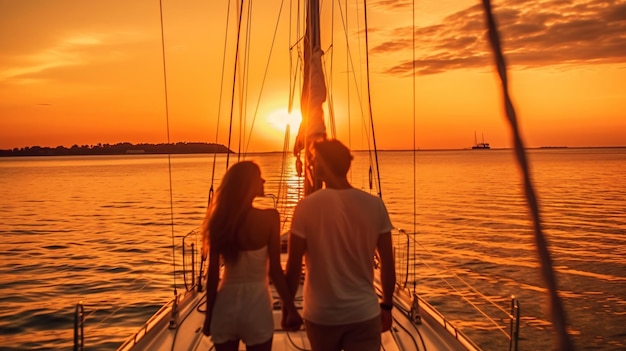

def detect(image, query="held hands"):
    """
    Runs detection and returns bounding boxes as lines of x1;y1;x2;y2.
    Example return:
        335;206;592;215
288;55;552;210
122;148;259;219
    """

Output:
380;309;392;332
281;305;303;331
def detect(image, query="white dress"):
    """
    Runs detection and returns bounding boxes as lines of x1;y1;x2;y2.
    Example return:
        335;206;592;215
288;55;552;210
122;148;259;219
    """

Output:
210;246;273;345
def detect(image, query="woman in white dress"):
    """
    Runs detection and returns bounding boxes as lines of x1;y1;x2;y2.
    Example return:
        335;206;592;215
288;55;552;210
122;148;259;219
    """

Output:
202;161;302;351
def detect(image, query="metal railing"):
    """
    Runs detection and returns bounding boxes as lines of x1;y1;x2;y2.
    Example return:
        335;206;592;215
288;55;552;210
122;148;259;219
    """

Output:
182;229;202;292
389;227;522;350
73;302;84;351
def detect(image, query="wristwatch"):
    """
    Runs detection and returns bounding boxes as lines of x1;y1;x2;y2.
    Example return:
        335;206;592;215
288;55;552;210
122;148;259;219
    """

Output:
379;302;393;311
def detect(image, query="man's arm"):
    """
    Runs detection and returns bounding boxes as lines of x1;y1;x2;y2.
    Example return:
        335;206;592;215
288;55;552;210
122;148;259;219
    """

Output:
377;231;396;332
285;233;306;297
281;233;306;330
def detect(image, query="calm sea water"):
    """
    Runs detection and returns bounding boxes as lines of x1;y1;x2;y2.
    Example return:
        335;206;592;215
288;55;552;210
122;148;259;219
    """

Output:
1;148;625;350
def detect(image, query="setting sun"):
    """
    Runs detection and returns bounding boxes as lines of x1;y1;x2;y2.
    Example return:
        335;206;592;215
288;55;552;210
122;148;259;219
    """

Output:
267;108;302;132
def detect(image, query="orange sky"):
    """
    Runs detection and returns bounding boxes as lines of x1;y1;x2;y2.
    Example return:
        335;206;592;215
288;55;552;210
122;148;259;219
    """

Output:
1;0;624;152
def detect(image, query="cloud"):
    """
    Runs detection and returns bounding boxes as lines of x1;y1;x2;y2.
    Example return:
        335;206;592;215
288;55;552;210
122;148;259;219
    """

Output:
0;34;99;83
0;32;143;84
369;0;414;10
372;0;626;76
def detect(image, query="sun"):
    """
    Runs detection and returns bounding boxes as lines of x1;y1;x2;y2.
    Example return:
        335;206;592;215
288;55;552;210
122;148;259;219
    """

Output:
266;108;302;132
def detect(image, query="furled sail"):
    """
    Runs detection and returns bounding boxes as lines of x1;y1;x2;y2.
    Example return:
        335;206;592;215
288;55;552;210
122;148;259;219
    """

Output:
293;0;327;194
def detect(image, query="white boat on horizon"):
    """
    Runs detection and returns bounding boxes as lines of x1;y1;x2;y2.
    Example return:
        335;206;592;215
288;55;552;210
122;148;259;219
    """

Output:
472;132;491;150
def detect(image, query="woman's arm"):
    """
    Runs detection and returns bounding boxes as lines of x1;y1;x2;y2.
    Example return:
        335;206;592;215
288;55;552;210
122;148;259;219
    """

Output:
203;246;220;336
266;209;302;331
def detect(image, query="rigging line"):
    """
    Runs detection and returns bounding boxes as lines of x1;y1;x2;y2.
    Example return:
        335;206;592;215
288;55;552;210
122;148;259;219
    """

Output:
226;0;246;169
324;52;338;139
352;0;366;178
343;0;353;184
411;0;417;287
287;0;298;116
158;0;178;298
408;237;516;338
289;1;306;137
210;0;234;188
406;233;514;318
337;0;379;192
82;266;159;328
481;1;574;350
362;0;382;198
287;29;305;121
321;0;352;180
288;0;303;120
279;125;291;233
349;0;367;185
242;0;288;156
239;0;254;160
428;268;511;338
335;0;378;192
326;0;337;140
322;1;334;138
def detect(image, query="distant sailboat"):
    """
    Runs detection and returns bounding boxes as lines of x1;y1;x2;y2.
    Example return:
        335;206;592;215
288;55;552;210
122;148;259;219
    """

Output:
472;131;491;149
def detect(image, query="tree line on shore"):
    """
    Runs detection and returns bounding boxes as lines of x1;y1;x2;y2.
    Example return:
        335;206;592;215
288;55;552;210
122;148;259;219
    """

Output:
0;142;233;157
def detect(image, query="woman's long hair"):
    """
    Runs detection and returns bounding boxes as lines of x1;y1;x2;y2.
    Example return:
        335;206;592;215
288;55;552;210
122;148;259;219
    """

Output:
201;161;260;265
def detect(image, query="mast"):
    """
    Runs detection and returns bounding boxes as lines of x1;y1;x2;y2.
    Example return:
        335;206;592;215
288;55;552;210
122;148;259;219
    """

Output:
293;0;327;196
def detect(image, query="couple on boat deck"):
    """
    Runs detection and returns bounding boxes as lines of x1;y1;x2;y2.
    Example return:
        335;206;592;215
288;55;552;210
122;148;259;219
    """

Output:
202;139;396;351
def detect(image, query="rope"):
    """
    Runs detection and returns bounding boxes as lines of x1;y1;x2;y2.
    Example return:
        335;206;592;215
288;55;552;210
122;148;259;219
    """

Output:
225;0;246;169
279;124;291;232
344;0;353;185
411;0;418;289
323;51;337;139
82;257;165;328
242;0;288;156
481;1;574;350
326;0;336;140
157;0;178;300
362;0;382;199
286;332;311;351
211;0;233;181
391;315;424;351
372;280;425;350
407;234;513;339
241;1;254;159
335;0;376;190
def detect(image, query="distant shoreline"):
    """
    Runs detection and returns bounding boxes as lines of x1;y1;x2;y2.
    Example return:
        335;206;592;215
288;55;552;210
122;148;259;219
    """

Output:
1;144;624;157
0;142;233;157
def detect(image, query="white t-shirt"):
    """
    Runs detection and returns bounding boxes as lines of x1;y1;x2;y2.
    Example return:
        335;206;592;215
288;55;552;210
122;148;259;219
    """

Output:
290;188;393;325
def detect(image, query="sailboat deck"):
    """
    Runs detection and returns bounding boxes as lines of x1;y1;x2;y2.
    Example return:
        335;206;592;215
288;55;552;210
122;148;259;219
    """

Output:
118;261;479;351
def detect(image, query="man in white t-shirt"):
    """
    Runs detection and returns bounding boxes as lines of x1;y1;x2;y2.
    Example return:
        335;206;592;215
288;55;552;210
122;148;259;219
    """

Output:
283;139;396;351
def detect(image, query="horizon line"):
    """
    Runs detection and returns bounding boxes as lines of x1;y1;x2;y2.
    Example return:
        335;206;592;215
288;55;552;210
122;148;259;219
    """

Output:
2;143;626;154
